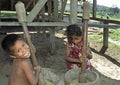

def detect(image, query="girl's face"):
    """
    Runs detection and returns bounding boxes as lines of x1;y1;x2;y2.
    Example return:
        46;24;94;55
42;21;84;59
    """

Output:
71;35;82;45
11;39;31;59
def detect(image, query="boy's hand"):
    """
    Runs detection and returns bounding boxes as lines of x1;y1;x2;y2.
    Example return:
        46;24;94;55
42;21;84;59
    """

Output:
34;66;41;72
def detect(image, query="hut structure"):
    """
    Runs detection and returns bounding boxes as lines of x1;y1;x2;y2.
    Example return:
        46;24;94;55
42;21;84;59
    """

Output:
0;0;120;85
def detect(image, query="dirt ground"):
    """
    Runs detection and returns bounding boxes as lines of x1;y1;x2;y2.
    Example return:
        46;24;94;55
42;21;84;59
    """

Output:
0;28;120;85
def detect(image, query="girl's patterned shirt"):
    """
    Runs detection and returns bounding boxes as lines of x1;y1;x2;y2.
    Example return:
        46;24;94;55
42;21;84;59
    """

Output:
66;40;93;71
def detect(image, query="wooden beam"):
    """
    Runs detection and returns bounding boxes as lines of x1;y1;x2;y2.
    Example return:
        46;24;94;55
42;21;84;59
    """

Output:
0;22;71;26
0;22;120;28
91;17;120;24
27;0;47;22
74;15;120;24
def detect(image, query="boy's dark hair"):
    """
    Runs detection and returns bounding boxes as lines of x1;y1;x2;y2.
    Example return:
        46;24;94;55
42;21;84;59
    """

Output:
66;24;82;43
1;34;21;55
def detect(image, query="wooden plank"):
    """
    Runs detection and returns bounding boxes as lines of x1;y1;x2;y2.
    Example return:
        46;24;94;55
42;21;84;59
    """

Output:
27;0;47;22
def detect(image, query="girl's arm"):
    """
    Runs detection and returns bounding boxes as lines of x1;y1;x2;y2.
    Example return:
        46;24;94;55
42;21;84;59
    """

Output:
84;47;92;59
87;49;93;59
65;44;81;63
87;42;93;59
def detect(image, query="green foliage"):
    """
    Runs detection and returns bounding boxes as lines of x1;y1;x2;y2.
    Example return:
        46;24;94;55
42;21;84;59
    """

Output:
88;30;120;49
88;34;102;41
96;5;120;20
109;42;120;50
109;29;120;41
88;29;120;41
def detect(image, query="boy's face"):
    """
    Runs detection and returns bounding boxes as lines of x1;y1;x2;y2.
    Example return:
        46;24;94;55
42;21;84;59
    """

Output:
72;35;82;45
11;39;31;58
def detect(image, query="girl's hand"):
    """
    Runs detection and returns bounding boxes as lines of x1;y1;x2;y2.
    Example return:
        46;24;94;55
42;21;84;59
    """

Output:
82;46;90;57
85;46;90;57
79;57;87;63
82;46;92;59
33;66;41;72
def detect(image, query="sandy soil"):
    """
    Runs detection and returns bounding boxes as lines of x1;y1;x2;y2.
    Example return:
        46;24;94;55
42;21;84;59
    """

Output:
0;29;120;85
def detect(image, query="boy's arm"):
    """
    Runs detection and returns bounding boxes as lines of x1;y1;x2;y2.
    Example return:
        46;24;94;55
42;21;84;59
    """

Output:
33;66;41;83
22;60;40;85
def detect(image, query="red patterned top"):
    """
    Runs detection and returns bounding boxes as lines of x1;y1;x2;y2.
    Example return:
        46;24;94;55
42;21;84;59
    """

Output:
66;40;93;71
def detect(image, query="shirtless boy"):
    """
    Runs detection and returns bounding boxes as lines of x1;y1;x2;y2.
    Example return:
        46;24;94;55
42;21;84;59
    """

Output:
1;34;40;85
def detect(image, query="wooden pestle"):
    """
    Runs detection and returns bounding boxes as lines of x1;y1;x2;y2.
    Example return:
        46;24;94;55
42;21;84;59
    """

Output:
79;1;90;83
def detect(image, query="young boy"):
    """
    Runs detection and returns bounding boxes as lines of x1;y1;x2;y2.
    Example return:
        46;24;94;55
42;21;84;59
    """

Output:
1;34;41;85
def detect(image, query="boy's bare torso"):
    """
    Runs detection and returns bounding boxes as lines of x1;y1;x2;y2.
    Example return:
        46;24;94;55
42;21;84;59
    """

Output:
8;59;32;85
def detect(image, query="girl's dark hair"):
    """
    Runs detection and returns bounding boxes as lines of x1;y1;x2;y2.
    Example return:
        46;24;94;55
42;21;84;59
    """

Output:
66;24;82;43
1;34;21;55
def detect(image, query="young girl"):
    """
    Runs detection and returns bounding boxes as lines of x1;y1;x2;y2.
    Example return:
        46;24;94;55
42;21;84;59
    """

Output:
1;34;40;85
65;24;93;71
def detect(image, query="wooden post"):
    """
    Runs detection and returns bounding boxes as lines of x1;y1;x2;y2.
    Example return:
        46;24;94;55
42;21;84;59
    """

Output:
93;0;96;18
10;0;15;10
47;0;52;17
49;27;56;54
41;6;45;22
100;21;109;54
53;0;58;19
79;1;90;83
70;0;78;24
59;0;67;19
26;0;33;10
